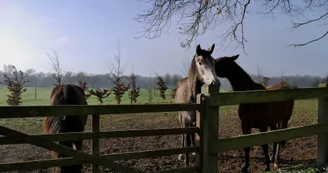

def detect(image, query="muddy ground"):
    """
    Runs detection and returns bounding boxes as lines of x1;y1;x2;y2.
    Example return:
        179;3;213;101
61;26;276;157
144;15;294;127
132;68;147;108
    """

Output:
0;100;319;173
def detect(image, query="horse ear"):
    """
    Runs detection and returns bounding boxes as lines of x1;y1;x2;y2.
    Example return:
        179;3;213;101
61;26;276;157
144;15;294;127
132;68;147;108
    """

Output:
231;54;239;61
207;44;215;54
196;44;202;55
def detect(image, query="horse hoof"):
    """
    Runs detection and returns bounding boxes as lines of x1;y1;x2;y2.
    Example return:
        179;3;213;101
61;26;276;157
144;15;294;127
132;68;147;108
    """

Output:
178;154;183;160
191;152;196;156
274;163;279;169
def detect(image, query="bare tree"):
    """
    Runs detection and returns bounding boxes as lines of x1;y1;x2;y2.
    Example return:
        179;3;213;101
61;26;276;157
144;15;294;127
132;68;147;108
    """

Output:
108;40;130;104
156;75;168;100
147;74;154;103
256;65;262;83
78;80;92;100
262;76;270;87
86;88;112;105
135;0;328;51
47;50;65;86
0;66;28;106
128;73;141;104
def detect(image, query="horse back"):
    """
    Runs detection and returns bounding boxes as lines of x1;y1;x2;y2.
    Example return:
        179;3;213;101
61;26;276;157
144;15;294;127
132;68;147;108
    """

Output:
44;84;88;134
174;78;190;104
238;83;294;128
266;84;291;90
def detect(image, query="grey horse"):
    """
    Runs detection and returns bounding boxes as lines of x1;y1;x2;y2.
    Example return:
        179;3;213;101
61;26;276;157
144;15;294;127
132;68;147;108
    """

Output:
174;44;220;166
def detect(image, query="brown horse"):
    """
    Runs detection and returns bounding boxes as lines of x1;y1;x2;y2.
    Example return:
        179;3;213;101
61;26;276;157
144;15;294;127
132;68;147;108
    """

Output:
214;55;294;172
174;44;220;166
44;84;88;173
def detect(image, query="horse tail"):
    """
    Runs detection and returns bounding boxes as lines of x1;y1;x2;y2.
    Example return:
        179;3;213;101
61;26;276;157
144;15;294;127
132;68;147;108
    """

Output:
59;86;84;173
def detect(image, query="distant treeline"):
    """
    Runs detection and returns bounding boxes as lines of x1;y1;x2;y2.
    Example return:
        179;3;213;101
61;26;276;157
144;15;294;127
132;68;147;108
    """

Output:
0;67;323;90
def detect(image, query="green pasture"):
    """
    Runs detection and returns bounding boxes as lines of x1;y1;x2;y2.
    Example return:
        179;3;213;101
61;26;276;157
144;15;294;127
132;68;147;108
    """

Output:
0;87;177;106
0;87;229;106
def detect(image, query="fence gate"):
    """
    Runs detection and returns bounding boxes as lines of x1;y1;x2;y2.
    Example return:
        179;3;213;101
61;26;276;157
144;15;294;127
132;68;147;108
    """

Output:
0;125;146;173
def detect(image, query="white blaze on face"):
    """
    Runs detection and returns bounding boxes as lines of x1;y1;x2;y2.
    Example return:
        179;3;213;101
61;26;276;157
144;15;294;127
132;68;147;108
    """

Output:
196;55;218;85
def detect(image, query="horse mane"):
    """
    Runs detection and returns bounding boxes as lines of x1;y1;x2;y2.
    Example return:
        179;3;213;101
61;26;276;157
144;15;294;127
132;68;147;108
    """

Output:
187;55;201;99
176;77;188;89
223;57;254;82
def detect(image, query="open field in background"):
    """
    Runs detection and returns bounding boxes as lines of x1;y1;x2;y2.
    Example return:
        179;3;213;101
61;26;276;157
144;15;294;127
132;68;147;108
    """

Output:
0;86;323;172
0;87;177;105
0;87;229;106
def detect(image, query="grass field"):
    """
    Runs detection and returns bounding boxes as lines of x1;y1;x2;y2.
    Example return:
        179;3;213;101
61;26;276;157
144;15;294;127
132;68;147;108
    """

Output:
0;87;325;172
0;87;177;106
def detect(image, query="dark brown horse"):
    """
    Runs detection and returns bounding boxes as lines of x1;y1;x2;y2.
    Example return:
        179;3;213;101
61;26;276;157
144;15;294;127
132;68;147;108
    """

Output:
174;44;220;166
214;55;294;172
44;84;88;173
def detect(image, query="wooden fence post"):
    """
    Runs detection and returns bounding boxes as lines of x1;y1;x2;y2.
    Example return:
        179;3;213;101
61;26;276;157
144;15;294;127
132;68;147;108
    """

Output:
317;97;328;165
196;84;219;173
92;114;100;173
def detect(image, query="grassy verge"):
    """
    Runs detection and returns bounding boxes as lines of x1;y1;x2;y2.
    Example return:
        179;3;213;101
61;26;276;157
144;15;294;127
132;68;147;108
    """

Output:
266;162;328;173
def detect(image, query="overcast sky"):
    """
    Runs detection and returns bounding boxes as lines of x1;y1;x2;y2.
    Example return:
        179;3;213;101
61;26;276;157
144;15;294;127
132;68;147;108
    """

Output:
1;0;327;77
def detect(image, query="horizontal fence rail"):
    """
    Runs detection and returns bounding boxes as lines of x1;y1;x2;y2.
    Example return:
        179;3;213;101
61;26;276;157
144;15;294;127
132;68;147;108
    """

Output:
210;122;328;153
0;103;201;173
215;87;328;106
0;147;198;172
0;103;201;118
0;127;199;145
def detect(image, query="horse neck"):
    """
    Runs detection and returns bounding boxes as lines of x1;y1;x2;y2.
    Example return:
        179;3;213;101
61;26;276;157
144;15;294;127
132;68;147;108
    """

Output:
187;61;202;102
225;66;258;91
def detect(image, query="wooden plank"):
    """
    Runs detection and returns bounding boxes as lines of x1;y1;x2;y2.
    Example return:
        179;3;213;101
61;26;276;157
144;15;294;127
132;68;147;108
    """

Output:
200;84;219;173
103;147;198;160
0;125;145;173
210;122;328;154
150;166;198;173
0;104;200;118
0;127;199;145
214;87;328;106
0;158;81;172
91;114;100;173
317;98;328;165
0;147;198;172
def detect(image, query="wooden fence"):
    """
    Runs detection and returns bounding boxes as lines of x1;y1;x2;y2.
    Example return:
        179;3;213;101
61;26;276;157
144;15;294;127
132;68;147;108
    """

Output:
1;84;328;172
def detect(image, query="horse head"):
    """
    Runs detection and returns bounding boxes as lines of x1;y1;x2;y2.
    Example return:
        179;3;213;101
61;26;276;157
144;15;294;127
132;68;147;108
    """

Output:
190;44;220;86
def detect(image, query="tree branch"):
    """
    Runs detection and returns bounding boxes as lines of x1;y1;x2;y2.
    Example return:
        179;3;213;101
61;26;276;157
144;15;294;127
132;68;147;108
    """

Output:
135;0;328;50
289;30;328;47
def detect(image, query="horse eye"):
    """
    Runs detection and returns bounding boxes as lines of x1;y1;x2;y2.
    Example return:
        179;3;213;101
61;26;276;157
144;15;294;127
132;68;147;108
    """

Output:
198;62;202;65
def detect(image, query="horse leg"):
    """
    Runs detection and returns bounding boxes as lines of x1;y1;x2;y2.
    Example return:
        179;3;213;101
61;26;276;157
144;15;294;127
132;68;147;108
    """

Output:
273;140;281;169
178;133;185;161
56;141;76;173
68;140;84;173
178;113;185;161
241;123;251;173
259;127;270;172
191;121;196;156
269;125;277;163
279;120;288;147
185;130;192;167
